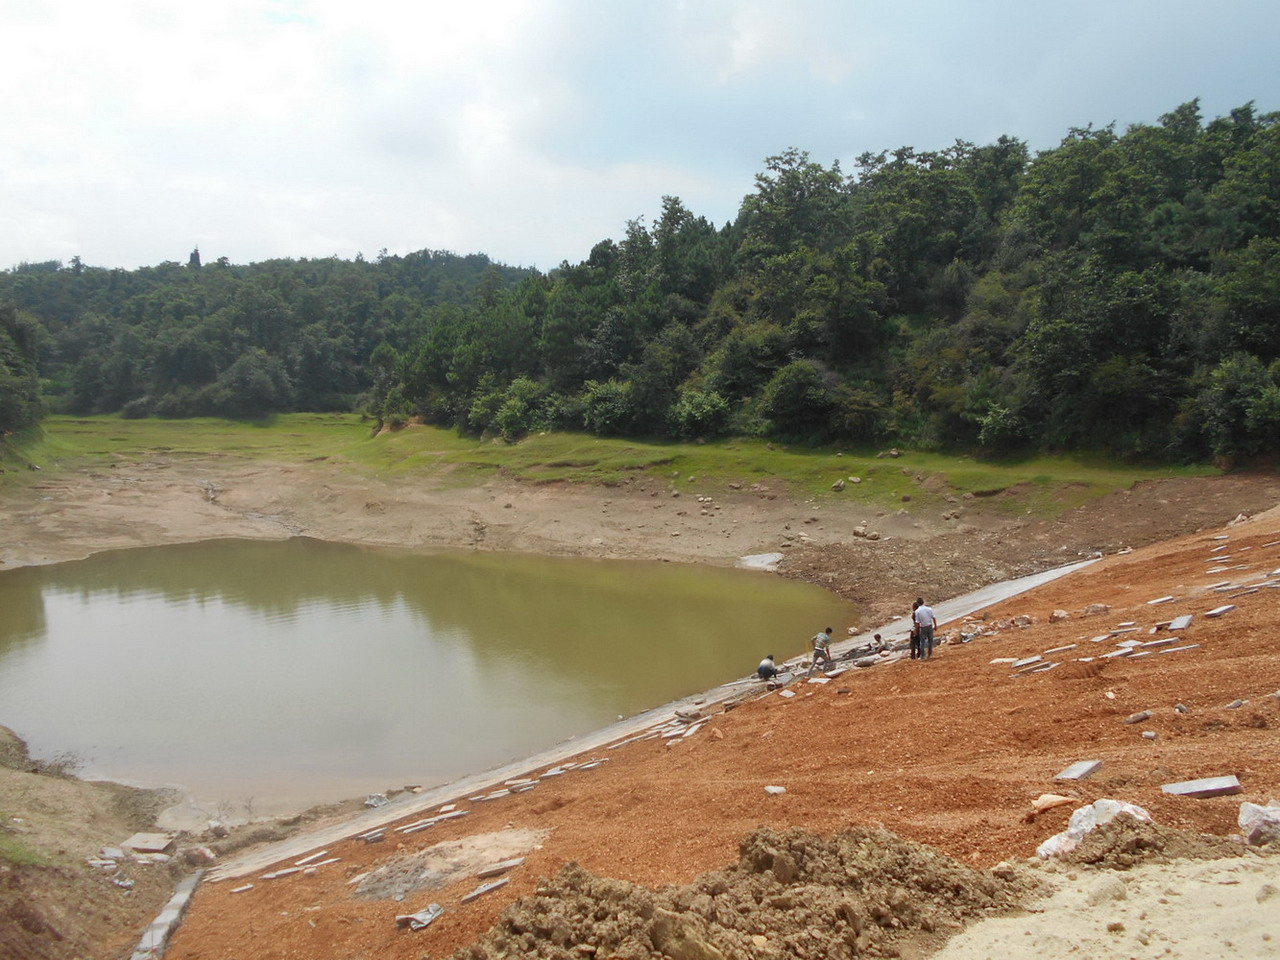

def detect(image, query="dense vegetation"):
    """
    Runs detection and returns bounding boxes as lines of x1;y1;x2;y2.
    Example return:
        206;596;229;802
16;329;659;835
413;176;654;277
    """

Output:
2;100;1277;461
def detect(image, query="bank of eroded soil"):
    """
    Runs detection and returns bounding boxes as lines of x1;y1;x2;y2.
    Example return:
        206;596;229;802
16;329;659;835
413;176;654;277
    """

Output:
2;454;1279;959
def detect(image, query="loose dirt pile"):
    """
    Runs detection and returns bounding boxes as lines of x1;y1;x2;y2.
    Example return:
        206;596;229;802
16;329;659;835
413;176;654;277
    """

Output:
457;826;1033;960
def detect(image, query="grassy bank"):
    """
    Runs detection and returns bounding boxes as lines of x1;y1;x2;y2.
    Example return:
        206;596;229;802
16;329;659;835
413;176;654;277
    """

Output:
6;414;1218;517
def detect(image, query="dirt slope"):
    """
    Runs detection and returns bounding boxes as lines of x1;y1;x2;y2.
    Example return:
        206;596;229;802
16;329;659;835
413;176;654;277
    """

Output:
163;502;1280;960
1;463;1279;960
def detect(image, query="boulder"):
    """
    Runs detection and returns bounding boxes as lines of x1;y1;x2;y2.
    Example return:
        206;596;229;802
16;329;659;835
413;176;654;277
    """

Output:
1239;802;1280;845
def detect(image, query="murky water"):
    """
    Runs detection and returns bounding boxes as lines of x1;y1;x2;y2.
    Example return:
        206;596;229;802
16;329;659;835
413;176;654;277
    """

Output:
0;539;852;814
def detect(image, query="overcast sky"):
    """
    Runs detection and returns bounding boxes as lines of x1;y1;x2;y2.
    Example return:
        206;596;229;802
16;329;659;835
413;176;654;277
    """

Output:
3;0;1277;272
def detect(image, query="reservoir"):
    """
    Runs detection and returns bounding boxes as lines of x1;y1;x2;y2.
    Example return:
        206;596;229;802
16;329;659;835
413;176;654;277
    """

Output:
0;538;852;816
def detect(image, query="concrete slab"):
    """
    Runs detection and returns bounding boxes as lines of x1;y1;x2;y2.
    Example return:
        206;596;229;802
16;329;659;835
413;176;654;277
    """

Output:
1043;644;1078;656
1146;596;1175;605
462;878;510;903
1158;644;1201;655
1161;775;1242;798
476;857;525;879
1054;760;1103;781
1169;615;1193;630
1012;656;1043;669
1205;605;1237;618
123;833;176;854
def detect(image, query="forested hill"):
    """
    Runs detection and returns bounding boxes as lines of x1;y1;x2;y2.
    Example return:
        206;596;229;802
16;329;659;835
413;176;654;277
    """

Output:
3;99;1278;462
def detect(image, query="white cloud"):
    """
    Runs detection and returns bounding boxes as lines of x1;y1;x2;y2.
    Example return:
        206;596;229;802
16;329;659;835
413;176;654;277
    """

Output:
1;0;1277;270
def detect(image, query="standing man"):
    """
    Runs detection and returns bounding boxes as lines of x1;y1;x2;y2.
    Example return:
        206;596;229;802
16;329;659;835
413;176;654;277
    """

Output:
810;626;835;672
914;598;938;660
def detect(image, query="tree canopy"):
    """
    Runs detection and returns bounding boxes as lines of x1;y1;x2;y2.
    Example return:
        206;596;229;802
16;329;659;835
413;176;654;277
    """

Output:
3;99;1278;462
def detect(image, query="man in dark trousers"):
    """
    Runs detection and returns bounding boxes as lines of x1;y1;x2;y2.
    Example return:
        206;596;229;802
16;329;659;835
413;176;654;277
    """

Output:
914;598;938;660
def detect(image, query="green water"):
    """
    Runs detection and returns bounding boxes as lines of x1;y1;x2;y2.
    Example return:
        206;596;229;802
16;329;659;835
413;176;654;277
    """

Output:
0;538;852;814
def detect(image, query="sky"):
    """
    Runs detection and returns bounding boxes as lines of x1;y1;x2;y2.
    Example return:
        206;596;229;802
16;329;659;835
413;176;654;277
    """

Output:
3;0;1278;273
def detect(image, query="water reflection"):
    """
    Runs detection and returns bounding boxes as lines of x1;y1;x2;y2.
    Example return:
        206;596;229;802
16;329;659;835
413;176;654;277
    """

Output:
0;539;852;813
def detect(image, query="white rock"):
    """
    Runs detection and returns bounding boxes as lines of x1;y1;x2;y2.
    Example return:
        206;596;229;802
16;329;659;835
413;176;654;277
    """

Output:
1239;801;1280;845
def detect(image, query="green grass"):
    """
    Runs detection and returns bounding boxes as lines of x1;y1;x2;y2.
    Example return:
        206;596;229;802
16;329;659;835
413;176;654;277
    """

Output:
5;416;1217;518
0;827;47;867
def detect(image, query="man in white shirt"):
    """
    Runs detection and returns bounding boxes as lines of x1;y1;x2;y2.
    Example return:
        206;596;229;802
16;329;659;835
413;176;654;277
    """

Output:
757;654;779;681
913;599;938;659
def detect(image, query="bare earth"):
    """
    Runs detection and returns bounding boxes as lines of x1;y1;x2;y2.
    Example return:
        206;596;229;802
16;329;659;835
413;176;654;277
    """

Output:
2;452;1280;960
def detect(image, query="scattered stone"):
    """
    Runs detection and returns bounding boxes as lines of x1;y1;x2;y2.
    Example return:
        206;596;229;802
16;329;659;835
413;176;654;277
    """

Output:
1031;794;1076;814
122;832;176;854
1142;731;1158;740
395;904;444;931
365;793;389;808
1055;760;1103;781
1175;704;1189;714
1239;802;1280;845
462;878;510;902
1037;799;1152;858
1225;699;1247;709
1161;775;1242;799
764;785;787;796
1124;711;1153;725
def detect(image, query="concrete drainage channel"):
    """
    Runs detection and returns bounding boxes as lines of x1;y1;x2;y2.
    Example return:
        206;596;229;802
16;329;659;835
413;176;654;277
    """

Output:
131;557;1096;958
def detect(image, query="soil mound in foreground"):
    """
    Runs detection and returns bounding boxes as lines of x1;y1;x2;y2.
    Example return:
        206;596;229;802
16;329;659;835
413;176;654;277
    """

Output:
1059;812;1247;870
453;826;1034;960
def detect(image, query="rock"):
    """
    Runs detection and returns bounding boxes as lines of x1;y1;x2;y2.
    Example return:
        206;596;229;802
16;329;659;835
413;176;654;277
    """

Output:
764;785;787;796
648;909;727;960
1142;731;1158;740
1036;799;1153;858
1239;802;1280;845
1080;603;1112;617
1124;711;1152;725
832;479;845;492
1225;699;1247;709
1049;609;1070;623
1175;703;1189;714
1031;794;1076;814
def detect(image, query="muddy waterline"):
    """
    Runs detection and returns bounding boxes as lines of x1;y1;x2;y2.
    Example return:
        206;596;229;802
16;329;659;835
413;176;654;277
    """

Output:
0;538;852;817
